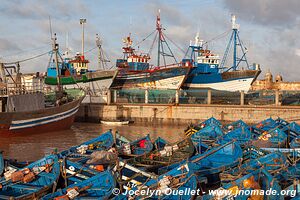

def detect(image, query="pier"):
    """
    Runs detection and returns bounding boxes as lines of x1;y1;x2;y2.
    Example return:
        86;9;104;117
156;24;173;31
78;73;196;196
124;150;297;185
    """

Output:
76;89;300;124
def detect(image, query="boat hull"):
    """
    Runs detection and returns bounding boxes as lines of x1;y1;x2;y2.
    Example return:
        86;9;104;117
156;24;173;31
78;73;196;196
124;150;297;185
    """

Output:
0;90;85;134
110;66;190;90
183;69;261;92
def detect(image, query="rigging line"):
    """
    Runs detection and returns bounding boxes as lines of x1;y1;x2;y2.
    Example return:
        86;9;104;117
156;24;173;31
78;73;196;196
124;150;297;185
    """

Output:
148;32;158;56
84;46;97;54
163;34;186;55
3;51;51;64
133;30;157;48
203;29;231;45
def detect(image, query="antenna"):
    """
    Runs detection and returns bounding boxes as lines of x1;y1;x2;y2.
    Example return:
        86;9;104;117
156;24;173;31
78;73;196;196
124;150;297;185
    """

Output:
49;16;53;40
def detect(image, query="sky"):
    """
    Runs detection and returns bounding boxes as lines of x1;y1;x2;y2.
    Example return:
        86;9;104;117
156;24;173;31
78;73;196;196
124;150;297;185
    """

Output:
0;0;299;81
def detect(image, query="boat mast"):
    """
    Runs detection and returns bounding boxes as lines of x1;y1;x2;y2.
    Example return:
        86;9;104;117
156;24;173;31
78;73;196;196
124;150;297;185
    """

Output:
157;10;162;67
155;10;177;67
220;15;250;71
52;33;62;91
80;18;87;56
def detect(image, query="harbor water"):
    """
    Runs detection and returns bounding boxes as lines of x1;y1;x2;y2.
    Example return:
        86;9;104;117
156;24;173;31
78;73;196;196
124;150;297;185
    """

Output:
0;122;186;162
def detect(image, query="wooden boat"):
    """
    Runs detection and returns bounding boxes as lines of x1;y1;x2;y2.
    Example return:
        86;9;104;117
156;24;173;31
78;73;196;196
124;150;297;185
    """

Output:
113;160;157;193
0;34;86;135
118;162;200;200
159;141;243;178
220;152;287;184
42;168;115;199
217;125;252;147
203;168;282;200
256;128;287;147
58;130;114;159
290;136;300;148
101;120;130;125
0;88;85;134
191;125;224;148
117;134;153;158
282;121;300;140
0;154;60;199
126;137;195;173
110;13;191;91
115;131;131;147
223;119;248;132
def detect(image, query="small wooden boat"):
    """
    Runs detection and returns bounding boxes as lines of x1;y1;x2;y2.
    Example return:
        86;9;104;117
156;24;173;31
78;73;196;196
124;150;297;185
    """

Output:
256;128;287;147
42;169;115;199
126;137;195;173
113;160;157;193
117;134;153;158
118;162;200;200
282;121;300;140
290;136;300;148
217;125;252;147
159;141;243;178
58;130;114;159
204;168;282;200
220;152;287;184
0;154;60;199
115;131;131;147
191;125;224;147
101;120;130;126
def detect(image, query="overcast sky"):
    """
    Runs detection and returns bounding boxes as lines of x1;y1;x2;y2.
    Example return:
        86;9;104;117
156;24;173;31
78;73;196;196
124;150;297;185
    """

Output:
0;0;299;81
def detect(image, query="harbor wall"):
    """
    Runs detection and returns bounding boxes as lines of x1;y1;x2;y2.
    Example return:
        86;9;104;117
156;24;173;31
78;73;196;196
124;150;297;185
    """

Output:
75;103;300;125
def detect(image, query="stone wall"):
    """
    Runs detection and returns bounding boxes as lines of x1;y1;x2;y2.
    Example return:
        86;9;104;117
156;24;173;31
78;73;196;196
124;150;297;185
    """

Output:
76;103;300;125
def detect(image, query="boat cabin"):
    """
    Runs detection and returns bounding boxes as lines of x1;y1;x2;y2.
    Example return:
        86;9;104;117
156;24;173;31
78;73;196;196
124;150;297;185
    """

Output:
116;35;150;71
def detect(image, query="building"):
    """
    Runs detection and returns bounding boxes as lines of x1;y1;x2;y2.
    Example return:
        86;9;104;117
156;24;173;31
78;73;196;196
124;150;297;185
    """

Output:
251;70;300;91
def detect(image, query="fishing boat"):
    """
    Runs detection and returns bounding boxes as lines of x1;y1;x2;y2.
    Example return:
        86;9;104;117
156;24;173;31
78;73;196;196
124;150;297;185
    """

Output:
217;125;252;147
204;168;282;200
110;11;191;90
220;152;287;184
126;137;195;173
290;136;300;148
117;134;153;158
100;120;130;125
182;15;261;92
159;141;243;180
0;34;85;134
45;23;117;104
58;130;114;159
256;128;287;147
191;125;224;148
113;160;158;193
119;162;199;200
0;154;60;199
42;168;115;199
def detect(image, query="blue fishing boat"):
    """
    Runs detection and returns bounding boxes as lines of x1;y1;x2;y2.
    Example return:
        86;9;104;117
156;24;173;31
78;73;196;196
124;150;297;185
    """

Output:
153;136;168;150
220;152;287;184
282;121;300;140
257;128;287;147
119;162;200;200
252;117;286;134
0;154;60;199
42;169;115;199
110;12;191;90
118;134;153;157
290;136;300;148
223;120;248;132
274;164;300;198
217;125;252;146
159;141;243;180
126;137;195;173
182;15;260;92
204;168;282;200
191;125;224;148
115;131;131;148
59;130;114;158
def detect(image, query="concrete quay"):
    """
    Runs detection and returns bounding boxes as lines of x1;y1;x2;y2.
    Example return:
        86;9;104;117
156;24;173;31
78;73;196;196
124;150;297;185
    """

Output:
75;103;300;125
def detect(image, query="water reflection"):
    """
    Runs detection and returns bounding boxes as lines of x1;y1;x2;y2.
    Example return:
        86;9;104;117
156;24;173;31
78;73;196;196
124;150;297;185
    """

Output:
0;122;187;161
